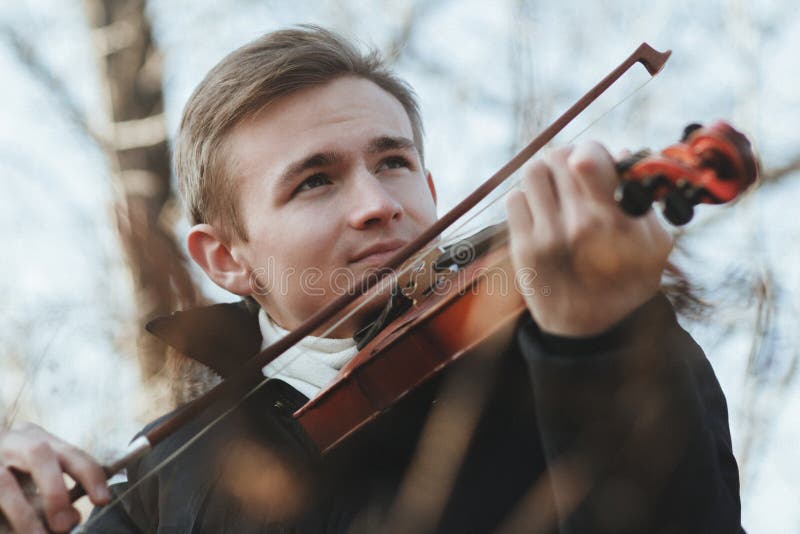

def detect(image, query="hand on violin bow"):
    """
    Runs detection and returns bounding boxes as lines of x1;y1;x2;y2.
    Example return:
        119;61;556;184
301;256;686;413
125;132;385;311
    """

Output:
506;141;673;337
0;423;110;533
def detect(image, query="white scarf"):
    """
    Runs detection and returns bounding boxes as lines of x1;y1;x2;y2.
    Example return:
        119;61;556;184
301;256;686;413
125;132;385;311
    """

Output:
259;308;359;399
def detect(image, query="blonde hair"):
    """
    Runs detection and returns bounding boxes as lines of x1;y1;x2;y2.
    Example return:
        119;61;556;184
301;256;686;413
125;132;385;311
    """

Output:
174;25;424;241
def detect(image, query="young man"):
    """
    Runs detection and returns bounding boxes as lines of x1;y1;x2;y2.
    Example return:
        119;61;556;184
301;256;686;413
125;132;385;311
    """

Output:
0;27;742;533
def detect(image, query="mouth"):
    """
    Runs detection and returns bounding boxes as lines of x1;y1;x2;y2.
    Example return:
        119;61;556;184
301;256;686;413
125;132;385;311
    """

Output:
349;239;408;266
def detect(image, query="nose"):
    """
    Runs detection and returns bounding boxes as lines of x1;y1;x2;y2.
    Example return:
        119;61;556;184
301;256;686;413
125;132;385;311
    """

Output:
346;172;403;229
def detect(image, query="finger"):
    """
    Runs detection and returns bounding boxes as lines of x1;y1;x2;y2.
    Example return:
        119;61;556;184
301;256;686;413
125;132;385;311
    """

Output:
0;466;47;534
543;146;583;198
616;148;633;160
25;441;77;532
644;210;674;253
506;189;533;261
519;159;560;241
506;189;533;234
543;146;589;223
56;443;109;505
567;141;618;201
506;190;540;295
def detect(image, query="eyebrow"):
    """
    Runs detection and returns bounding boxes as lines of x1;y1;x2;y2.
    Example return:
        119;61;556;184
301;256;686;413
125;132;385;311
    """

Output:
366;135;417;154
278;151;342;190
276;136;418;191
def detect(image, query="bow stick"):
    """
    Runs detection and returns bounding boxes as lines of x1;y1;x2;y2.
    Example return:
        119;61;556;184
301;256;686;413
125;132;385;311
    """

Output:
0;42;671;532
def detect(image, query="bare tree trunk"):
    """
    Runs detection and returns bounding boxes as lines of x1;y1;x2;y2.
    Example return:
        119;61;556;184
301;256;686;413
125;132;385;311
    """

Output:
84;0;199;379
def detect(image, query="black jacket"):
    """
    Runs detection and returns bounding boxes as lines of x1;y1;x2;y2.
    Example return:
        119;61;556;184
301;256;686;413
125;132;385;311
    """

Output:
86;295;742;533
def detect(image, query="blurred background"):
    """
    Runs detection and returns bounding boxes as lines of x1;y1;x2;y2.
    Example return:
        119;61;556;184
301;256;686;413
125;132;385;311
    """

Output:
0;0;797;531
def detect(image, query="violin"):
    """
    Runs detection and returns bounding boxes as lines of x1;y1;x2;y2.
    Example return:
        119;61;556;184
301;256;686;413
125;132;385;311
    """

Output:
297;119;758;453
0;43;758;532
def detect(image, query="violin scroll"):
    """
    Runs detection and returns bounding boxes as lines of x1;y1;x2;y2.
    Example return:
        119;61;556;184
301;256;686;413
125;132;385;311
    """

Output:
615;121;758;225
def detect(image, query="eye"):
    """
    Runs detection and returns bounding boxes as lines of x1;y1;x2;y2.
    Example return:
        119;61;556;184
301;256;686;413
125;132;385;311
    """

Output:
377;156;412;172
294;173;332;195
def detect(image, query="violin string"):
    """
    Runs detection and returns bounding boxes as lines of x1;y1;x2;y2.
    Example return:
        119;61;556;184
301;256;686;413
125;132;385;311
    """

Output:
229;68;661;371
80;69;656;529
80;190;515;530
207;70;659;406
194;64;658;397
396;77;657;249
562;76;654;145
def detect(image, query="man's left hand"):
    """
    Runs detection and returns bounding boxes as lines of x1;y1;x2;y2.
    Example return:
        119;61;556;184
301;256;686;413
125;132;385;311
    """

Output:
506;142;673;337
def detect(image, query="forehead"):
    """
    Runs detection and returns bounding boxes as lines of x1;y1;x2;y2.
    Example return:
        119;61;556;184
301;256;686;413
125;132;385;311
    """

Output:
226;77;415;178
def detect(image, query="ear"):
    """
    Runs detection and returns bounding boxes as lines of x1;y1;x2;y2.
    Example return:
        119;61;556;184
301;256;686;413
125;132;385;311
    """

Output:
187;224;253;296
425;170;437;206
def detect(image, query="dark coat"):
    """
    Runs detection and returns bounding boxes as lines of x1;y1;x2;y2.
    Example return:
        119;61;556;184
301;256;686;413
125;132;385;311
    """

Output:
86;295;743;533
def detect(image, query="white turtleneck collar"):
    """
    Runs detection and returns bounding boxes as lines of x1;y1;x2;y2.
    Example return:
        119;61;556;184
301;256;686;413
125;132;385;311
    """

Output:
258;308;359;399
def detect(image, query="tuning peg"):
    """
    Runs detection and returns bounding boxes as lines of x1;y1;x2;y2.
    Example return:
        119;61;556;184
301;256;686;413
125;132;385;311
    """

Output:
615;179;653;216
661;189;694;225
681;122;703;142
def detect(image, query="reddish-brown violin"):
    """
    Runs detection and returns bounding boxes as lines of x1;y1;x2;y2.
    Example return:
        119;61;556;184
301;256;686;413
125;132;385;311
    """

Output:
297;120;758;453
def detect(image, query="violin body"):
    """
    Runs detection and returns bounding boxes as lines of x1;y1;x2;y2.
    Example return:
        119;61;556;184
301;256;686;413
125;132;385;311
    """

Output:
295;245;526;453
295;120;758;454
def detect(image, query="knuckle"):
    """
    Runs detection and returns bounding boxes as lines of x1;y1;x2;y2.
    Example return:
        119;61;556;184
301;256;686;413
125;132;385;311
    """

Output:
56;444;107;493
580;140;605;153
32;476;67;508
63;443;97;470
39;486;68;509
571;219;596;245
568;145;598;173
544;146;572;165
533;234;563;258
523;159;548;183
57;442;84;463
28;440;54;461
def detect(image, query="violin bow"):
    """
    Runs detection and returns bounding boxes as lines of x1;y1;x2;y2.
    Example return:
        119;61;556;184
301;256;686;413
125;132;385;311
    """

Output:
5;42;671;532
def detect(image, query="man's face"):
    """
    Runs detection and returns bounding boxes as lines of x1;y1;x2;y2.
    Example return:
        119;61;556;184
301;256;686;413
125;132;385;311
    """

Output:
225;76;437;336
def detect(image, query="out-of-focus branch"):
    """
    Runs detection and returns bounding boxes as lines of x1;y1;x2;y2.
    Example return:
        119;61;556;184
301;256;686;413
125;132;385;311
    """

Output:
81;0;201;380
4;3;198;382
759;157;800;185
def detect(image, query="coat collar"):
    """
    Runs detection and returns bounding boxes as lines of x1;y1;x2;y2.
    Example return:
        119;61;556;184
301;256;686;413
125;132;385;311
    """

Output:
145;298;263;378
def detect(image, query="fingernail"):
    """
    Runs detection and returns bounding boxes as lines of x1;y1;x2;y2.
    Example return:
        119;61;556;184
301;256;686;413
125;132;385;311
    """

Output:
95;483;110;501
54;509;74;531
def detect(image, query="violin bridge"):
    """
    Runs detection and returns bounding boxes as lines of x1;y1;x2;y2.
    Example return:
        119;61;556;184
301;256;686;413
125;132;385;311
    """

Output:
397;245;451;306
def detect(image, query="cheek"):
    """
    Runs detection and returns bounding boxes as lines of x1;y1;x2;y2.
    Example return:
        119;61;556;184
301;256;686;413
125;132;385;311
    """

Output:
402;183;437;224
271;215;341;269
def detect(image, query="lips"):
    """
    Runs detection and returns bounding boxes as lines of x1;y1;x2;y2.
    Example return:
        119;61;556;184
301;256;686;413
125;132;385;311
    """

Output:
350;239;408;264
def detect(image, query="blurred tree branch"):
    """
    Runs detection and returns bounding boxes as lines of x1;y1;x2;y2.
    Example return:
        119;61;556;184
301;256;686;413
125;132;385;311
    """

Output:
1;1;200;381
83;0;201;379
759;157;800;185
